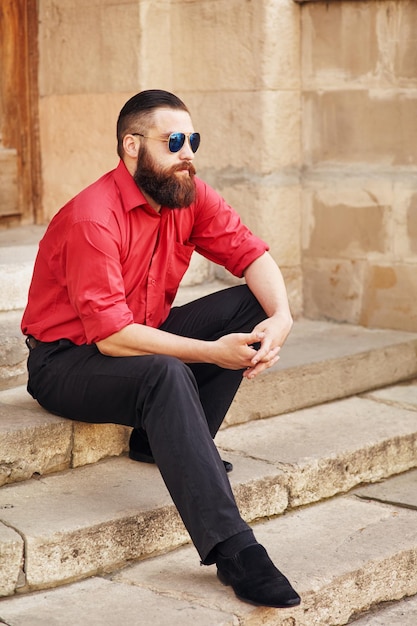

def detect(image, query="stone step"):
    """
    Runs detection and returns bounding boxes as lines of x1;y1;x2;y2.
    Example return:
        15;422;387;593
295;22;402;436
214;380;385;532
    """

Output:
0;470;416;625
1;320;417;487
226;318;417;426
0;311;28;391
1;381;416;597
0;225;45;313
351;595;417;625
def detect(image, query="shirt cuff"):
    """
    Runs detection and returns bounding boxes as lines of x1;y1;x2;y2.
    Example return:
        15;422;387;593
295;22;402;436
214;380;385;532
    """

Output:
82;306;134;344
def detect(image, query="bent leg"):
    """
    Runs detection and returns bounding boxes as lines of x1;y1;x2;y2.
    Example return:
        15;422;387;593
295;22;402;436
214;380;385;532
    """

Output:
161;285;266;435
27;344;250;562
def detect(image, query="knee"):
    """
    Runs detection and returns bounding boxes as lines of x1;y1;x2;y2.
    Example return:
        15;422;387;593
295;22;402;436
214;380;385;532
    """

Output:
147;355;197;389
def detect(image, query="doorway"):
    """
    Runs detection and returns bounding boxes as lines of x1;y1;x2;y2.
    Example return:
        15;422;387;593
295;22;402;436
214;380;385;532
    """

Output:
0;0;41;226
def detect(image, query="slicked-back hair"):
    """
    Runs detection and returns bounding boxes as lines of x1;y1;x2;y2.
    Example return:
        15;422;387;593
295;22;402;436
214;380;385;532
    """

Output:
116;89;189;158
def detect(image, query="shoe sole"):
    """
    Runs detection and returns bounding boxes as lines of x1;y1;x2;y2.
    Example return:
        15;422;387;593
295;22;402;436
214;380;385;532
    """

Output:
217;570;301;609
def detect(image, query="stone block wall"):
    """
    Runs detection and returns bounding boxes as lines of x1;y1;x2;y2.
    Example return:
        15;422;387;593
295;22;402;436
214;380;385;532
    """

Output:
301;0;417;330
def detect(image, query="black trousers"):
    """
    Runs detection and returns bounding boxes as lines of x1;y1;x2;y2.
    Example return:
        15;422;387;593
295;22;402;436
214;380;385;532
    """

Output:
26;285;266;563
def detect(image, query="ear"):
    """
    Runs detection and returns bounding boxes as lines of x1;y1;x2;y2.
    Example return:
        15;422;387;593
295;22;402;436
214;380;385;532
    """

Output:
123;134;140;159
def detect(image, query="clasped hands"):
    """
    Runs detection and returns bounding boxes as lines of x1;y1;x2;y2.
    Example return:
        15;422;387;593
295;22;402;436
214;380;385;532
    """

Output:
213;315;293;380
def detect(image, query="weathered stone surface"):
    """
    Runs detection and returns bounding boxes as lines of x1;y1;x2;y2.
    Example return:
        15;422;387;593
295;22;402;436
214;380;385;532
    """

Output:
352;594;417;626
302;0;417;88
303;89;417;167
354;468;417;511
39;93;123;219
0;228;44;312
113;494;417;626
72;422;130;468
0;384;132;478
364;379;417;412
38;1;140;97
219;395;417;507
221;183;301;267
2;491;416;624
0;310;27;390
0;458;184;591
305;191;388;259
0;523;23;597
300;0;417;333
302;257;367;324
0;453;284;592
0;576;238;626
0;401;72;486
227;320;417;425
360;262;417;331
1;378;416;595
172;0;300;92
196;90;300;176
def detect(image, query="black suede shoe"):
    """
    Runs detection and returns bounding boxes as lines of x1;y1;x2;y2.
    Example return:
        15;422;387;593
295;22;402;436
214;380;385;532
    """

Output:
128;428;233;473
216;544;301;608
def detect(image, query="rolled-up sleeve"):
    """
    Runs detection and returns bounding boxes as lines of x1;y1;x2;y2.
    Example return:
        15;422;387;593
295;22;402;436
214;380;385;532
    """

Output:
64;219;134;343
190;180;269;277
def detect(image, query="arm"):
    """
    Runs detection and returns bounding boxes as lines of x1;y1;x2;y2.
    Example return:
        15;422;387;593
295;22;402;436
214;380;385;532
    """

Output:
97;251;292;377
96;320;266;371
243;252;293;379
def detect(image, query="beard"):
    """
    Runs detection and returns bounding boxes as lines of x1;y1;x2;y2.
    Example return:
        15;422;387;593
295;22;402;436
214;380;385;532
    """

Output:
133;144;196;208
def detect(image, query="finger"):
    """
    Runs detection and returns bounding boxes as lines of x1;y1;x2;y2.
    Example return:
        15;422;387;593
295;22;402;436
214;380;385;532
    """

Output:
244;354;280;379
245;330;265;346
251;344;280;366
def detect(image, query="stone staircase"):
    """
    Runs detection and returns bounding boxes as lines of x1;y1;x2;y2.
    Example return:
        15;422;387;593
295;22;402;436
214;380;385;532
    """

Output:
0;227;417;625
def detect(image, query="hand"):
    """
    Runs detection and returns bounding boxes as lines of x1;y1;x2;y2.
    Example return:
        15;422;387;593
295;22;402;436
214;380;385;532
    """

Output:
210;330;268;371
243;314;293;380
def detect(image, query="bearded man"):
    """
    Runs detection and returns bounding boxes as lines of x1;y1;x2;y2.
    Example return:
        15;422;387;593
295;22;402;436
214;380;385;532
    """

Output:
21;90;300;609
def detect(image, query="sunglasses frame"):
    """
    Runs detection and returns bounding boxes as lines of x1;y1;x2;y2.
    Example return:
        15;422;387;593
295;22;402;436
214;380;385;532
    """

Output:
132;132;200;153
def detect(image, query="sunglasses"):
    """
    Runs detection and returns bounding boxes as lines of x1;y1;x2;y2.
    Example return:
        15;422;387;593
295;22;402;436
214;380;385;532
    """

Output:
132;132;200;153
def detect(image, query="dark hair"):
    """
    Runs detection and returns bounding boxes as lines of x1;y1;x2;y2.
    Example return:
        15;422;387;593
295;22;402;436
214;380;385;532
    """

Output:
116;89;189;158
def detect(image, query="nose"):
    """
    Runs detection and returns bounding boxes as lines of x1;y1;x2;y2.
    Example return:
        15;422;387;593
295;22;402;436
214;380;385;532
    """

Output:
179;139;195;160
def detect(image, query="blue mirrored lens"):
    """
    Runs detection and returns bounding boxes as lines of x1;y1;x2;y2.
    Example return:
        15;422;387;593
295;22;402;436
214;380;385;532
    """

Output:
189;133;200;153
168;133;185;152
168;132;200;153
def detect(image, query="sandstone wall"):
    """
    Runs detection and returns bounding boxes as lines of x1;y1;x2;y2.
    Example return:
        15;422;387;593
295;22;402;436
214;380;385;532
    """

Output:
301;0;417;330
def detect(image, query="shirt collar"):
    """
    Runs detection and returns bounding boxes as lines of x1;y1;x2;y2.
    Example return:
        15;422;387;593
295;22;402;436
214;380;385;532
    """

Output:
113;159;150;213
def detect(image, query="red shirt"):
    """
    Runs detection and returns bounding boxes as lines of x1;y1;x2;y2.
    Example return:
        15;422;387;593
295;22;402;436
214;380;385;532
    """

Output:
22;160;269;345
